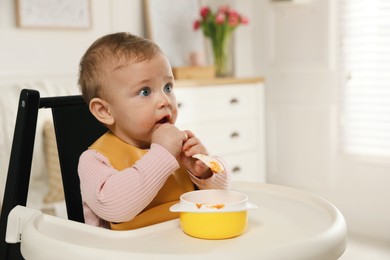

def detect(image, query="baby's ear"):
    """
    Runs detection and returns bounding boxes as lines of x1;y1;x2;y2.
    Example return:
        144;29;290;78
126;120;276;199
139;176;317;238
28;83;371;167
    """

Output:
89;98;114;126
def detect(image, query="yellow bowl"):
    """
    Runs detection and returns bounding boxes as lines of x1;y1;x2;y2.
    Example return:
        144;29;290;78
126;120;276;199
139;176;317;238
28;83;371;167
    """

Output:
170;190;257;240
180;211;248;239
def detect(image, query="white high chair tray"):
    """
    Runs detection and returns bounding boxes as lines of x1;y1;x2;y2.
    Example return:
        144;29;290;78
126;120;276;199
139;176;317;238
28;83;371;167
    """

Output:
7;181;347;260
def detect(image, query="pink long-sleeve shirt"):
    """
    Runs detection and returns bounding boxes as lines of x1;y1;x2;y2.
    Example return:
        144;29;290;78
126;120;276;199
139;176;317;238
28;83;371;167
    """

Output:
78;143;231;228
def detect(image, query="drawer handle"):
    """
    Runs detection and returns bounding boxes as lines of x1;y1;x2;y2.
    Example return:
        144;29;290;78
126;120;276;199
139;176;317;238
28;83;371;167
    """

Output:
232;166;241;174
177;102;183;109
230;98;239;105
230;132;240;139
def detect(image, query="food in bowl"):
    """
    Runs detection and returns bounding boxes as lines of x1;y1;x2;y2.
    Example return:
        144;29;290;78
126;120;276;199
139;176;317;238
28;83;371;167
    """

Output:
170;189;257;239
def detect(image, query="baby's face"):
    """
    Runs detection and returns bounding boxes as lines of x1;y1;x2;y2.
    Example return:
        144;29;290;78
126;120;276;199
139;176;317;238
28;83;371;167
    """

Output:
104;53;178;148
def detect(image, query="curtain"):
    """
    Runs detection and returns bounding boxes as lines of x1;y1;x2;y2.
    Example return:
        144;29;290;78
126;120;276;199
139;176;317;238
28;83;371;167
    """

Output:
339;0;390;158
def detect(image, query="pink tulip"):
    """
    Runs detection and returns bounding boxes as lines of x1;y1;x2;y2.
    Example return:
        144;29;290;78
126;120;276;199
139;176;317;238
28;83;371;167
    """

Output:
218;5;230;14
200;6;210;18
228;12;240;26
194;5;248;35
241;16;249;25
215;13;226;25
193;20;201;30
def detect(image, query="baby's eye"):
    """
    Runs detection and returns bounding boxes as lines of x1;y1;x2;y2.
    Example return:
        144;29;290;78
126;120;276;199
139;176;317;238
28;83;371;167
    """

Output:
164;84;173;93
139;87;151;97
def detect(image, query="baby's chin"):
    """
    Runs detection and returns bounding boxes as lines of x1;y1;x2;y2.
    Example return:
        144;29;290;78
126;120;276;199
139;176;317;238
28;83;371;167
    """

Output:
136;141;152;150
125;135;152;150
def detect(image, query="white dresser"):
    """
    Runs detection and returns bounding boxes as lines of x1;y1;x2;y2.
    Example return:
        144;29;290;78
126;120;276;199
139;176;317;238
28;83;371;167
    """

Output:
175;78;265;183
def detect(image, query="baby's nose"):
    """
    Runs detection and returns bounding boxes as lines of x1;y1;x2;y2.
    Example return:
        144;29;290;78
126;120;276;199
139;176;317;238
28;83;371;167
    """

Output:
158;93;171;107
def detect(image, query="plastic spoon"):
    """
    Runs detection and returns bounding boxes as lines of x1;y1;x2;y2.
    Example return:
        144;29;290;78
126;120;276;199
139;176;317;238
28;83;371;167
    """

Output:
192;154;224;173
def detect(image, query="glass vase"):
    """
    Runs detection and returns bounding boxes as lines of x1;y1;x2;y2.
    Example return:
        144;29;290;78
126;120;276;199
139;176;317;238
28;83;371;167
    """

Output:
210;36;234;77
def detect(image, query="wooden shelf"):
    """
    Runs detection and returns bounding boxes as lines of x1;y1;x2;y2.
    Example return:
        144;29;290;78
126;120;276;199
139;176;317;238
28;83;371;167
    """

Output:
175;77;265;87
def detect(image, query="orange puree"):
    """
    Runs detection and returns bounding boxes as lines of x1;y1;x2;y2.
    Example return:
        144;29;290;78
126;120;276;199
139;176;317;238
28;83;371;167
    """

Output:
210;161;222;173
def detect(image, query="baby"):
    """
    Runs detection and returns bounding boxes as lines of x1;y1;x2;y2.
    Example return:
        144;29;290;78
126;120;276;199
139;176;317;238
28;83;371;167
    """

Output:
77;32;231;230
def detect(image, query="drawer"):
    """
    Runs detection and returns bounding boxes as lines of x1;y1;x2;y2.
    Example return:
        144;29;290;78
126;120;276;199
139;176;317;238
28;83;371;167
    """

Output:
175;84;258;125
223;152;265;183
179;118;257;155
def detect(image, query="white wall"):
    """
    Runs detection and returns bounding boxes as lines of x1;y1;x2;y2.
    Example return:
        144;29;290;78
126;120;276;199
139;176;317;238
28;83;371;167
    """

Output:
0;0;144;81
0;0;255;80
253;0;390;242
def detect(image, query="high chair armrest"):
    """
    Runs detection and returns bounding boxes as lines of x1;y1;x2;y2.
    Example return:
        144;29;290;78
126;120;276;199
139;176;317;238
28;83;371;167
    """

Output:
6;206;41;243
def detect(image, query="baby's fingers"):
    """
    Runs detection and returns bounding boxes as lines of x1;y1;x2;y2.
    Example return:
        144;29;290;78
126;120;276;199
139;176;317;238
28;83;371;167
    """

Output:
182;136;200;152
192;160;213;179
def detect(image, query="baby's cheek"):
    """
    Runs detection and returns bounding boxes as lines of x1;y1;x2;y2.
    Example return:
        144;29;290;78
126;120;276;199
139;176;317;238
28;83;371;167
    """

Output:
139;119;154;129
171;111;178;124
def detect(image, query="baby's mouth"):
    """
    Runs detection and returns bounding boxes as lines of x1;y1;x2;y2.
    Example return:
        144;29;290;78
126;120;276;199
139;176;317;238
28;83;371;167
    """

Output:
156;115;170;125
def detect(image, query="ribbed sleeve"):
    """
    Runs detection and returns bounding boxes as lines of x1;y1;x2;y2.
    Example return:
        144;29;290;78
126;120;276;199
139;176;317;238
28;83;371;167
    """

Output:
78;143;179;225
189;156;231;190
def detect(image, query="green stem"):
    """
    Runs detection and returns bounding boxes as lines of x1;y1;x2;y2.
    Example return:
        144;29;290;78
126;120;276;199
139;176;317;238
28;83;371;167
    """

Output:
210;28;231;77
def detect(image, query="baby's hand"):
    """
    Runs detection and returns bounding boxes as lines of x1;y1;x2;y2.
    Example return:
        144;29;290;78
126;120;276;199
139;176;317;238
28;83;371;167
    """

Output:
152;124;188;158
180;130;213;179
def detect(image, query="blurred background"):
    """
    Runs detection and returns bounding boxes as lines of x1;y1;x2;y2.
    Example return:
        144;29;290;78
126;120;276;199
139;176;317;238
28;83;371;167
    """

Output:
0;0;389;258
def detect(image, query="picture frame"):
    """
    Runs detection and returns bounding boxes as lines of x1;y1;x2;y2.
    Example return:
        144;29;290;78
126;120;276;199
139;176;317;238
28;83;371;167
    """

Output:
144;0;207;68
15;0;92;29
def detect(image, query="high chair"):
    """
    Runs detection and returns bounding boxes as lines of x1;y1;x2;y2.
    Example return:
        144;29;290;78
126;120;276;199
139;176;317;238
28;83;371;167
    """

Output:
0;89;347;260
0;89;107;259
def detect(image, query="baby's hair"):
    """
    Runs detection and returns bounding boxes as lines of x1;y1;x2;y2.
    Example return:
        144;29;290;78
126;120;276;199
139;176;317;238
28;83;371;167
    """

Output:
78;32;162;104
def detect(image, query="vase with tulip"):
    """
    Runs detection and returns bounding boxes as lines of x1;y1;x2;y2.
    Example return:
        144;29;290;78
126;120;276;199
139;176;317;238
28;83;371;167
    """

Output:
193;5;249;77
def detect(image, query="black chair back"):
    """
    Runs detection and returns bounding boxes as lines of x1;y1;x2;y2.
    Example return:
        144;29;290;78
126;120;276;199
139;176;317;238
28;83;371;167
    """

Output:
48;95;107;222
0;89;107;259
